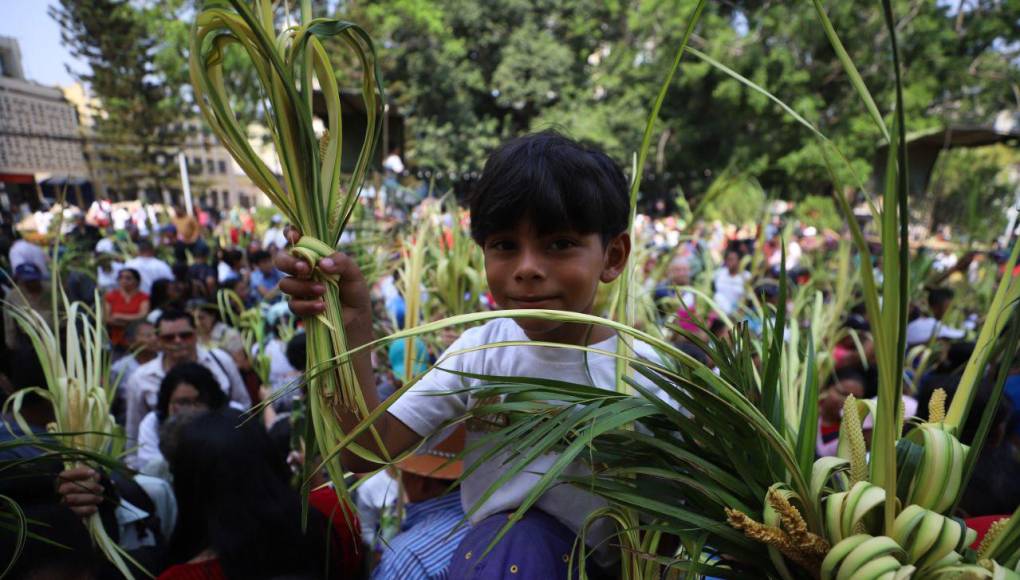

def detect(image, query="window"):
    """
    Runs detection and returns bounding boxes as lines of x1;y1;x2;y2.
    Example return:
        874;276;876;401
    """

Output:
218;160;227;174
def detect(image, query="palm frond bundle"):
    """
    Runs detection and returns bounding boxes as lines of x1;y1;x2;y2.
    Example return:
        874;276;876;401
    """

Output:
190;0;385;496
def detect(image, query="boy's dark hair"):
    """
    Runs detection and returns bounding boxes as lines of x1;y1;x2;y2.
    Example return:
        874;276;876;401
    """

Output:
286;332;307;371
928;287;954;309
156;362;228;421
137;239;155;254
123;320;154;344
468;130;629;246
250;250;271;265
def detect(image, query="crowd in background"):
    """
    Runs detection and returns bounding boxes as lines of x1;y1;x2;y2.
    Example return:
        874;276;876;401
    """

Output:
0;192;1018;579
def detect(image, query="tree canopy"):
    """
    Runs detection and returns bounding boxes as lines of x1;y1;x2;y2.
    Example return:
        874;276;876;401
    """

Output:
58;0;1020;230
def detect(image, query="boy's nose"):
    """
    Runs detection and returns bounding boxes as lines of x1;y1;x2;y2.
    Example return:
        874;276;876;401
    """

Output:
513;249;546;281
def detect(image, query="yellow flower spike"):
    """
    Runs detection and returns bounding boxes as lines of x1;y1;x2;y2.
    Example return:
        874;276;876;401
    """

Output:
840;395;868;486
929;388;947;424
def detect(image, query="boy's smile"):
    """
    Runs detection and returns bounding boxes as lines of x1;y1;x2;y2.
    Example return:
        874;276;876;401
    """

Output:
482;220;630;345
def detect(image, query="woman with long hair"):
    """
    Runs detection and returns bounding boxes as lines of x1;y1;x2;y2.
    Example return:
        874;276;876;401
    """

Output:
136;362;228;471
159;409;339;579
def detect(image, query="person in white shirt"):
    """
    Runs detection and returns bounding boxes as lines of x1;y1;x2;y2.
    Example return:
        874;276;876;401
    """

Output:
262;214;289;252
712;248;751;315
123;239;173;294
8;237;49;277
905;287;965;346
123;310;249;468
277;132;672;575
382;146;405;175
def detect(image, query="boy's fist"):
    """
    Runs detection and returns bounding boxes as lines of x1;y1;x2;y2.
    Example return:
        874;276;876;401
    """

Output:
56;466;104;518
275;228;372;326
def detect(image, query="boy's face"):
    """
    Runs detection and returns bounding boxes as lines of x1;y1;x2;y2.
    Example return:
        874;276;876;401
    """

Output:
482;219;629;344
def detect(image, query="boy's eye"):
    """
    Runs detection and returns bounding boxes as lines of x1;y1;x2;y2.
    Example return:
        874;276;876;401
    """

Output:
487;240;516;251
549;238;577;251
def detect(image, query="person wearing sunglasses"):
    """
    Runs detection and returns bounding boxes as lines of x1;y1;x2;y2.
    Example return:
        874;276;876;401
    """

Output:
123;310;250;469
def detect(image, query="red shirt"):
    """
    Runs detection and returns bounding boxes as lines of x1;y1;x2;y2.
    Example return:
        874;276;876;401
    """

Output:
310;485;363;577
104;289;149;346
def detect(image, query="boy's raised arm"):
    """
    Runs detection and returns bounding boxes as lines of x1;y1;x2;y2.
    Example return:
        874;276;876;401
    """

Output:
276;229;421;472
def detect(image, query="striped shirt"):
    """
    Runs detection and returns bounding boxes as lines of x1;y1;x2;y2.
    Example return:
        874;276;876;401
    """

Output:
372;492;468;580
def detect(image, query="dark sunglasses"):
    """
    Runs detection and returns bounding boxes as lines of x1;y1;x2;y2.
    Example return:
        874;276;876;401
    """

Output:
160;331;195;342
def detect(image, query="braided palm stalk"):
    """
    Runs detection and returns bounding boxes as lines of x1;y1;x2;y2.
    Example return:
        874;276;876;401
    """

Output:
189;0;385;492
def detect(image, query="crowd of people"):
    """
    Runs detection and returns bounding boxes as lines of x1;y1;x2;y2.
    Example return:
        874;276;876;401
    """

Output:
0;131;1018;579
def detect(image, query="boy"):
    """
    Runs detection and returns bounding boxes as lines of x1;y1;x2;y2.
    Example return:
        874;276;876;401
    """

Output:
250;249;284;302
278;131;653;578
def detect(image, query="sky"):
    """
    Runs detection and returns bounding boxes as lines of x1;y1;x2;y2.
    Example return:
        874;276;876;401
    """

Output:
0;0;88;87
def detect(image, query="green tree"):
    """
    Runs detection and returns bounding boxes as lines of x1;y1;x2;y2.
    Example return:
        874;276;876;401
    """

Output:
924;144;1020;243
341;0;1018;208
51;0;183;201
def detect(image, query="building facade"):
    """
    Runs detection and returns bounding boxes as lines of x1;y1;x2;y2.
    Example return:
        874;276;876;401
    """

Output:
179;118;273;210
0;36;89;210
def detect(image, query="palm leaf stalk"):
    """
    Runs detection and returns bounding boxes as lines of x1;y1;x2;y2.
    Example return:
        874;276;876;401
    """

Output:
426;199;486;320
2;292;143;578
397;222;428;385
216;289;272;385
190;0;386;495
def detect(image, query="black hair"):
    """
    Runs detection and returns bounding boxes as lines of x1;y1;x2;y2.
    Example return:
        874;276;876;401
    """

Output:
123;320;154;344
137;239;155;253
119;268;141;284
0;502;99;579
250;250;271;265
928;287;955;309
286;332;307;371
156;308;194;331
167;409;330;578
149;279;173;310
826;367;867;390
156;362;227;421
468;130;629;246
172;262;190;281
222;249;244;268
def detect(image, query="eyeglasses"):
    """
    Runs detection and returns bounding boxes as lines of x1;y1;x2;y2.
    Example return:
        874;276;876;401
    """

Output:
169;397;201;411
160;331;195;343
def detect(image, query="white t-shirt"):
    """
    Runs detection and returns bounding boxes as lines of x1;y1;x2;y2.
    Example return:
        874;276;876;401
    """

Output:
354;469;399;547
712;268;751;315
97;262;124;292
263;227;288;251
123;256;174;294
137;411;163;468
256;338;300;392
383;153;404;174
387;317;666;553
9;239;49;276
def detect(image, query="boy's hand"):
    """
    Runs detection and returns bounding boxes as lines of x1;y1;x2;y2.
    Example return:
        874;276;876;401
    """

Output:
276;228;372;326
56;466;104;518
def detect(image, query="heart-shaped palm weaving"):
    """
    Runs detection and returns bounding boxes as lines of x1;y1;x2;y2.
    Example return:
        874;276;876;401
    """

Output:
189;0;388;496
